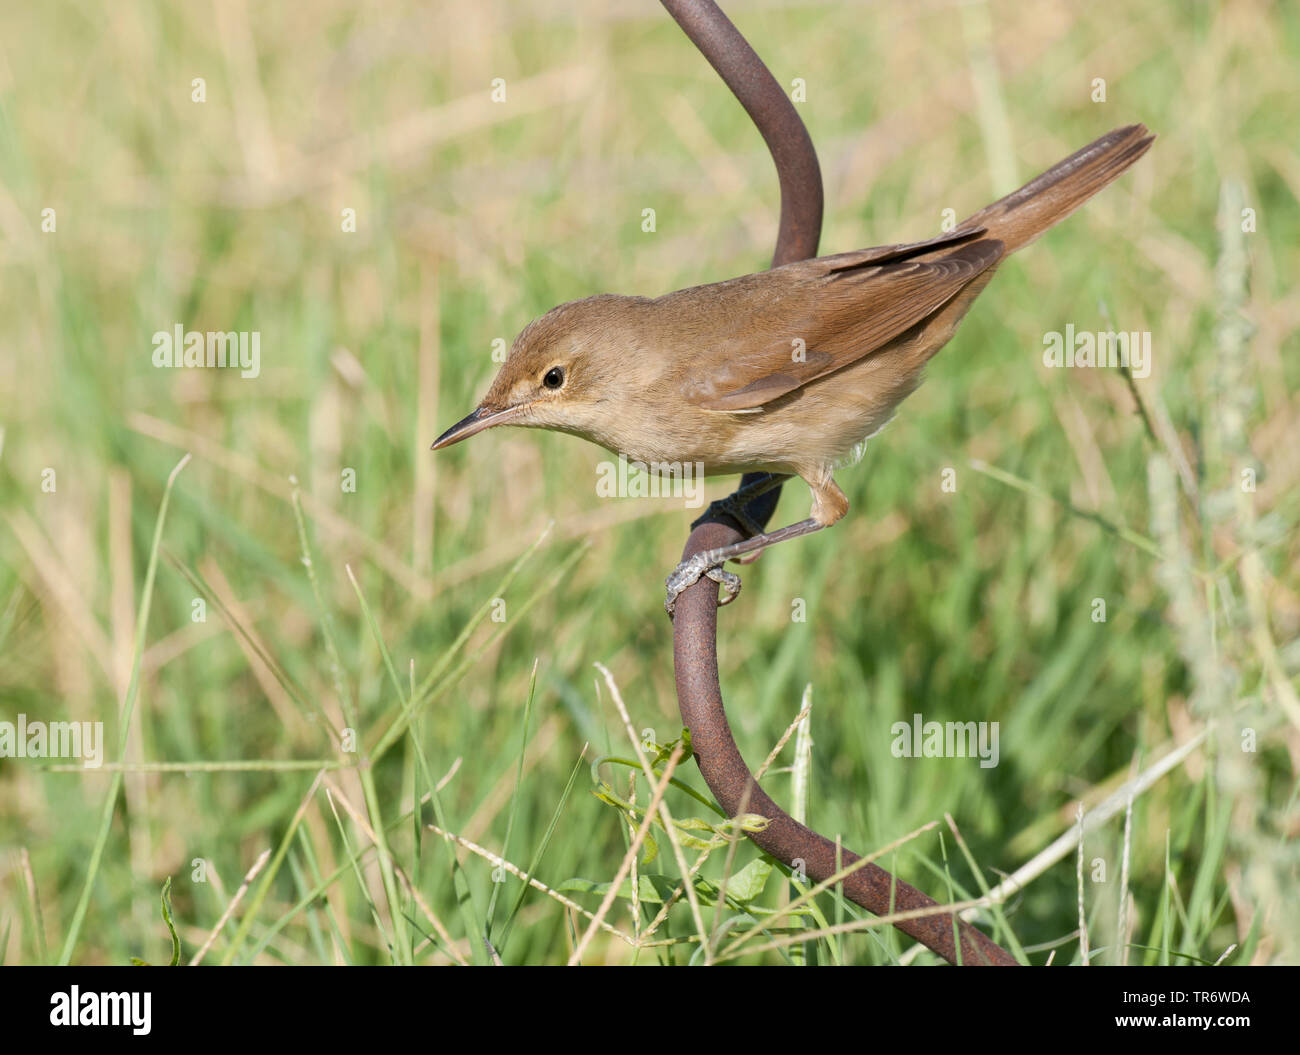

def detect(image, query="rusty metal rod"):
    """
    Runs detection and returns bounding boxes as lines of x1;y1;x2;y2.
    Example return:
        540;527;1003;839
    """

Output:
660;0;1017;965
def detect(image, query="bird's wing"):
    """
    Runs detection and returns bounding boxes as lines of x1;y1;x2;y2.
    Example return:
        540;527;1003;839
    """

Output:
809;224;988;270
682;235;1004;412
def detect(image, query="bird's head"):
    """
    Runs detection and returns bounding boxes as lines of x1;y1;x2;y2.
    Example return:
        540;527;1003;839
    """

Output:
431;294;645;452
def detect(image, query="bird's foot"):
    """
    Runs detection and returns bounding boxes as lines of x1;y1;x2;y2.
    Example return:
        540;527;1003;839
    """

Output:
665;551;742;616
664;516;827;617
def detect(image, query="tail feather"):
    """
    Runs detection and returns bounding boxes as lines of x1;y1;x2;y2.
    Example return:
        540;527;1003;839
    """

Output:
958;124;1154;253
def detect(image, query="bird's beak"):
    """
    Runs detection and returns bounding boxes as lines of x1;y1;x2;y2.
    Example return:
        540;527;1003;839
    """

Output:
430;404;528;450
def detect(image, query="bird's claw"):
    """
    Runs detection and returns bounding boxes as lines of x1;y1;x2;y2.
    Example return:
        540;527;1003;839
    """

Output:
664;552;742;615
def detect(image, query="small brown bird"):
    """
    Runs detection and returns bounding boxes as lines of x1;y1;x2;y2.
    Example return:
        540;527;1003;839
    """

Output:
433;124;1154;611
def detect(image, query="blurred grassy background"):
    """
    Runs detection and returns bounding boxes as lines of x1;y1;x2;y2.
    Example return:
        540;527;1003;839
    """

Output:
0;0;1296;965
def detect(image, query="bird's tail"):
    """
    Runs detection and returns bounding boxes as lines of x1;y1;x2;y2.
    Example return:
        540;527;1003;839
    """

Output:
958;124;1154;253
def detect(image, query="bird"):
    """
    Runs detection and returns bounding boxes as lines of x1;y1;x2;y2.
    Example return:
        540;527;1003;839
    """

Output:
432;124;1155;612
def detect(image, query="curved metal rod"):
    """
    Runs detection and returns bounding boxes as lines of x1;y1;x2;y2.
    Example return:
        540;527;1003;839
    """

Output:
661;0;1017;965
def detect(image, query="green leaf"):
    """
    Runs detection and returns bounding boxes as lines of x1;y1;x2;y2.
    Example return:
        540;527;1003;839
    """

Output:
160;877;180;966
131;877;180;966
640;828;659;866
726;858;774;903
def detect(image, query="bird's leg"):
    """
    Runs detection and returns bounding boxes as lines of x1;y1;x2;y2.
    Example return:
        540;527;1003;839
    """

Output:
666;475;846;615
664;517;826;614
691;472;792;537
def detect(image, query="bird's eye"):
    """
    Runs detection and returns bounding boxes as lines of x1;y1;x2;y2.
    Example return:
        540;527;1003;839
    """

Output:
542;366;565;389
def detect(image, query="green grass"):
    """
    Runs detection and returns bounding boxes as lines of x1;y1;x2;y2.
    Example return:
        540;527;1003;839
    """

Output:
1;0;1297;965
